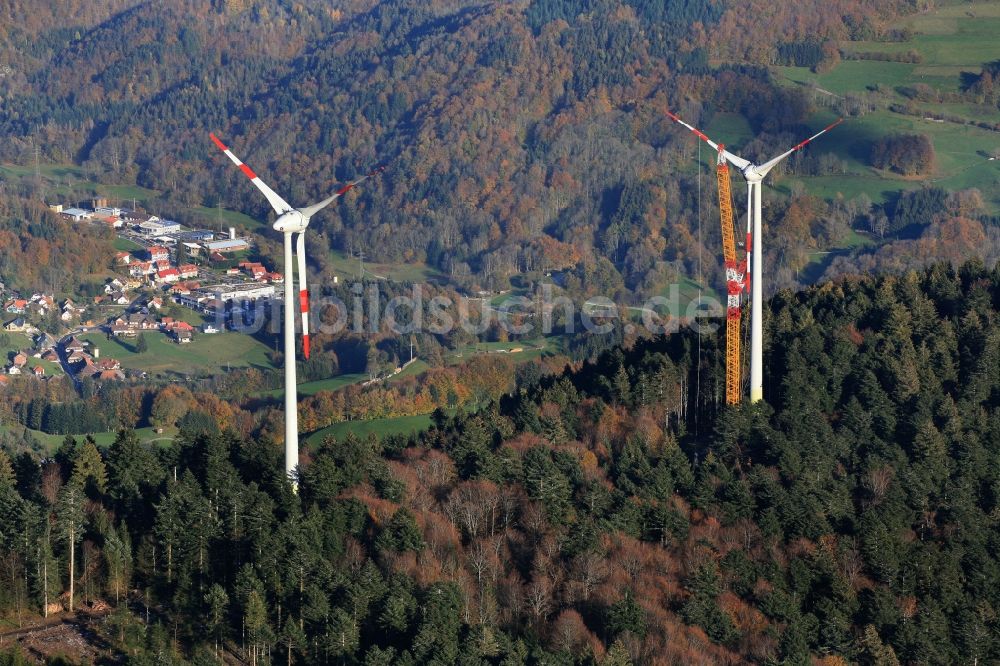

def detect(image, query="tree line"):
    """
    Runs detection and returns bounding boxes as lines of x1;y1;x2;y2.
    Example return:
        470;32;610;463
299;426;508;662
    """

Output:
0;259;998;663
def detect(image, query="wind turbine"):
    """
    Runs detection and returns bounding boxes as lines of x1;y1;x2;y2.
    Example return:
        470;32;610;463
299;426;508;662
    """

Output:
666;111;842;403
210;132;383;482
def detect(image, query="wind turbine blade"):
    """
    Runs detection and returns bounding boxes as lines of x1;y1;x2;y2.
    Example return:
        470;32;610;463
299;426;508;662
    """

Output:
296;232;310;360
756;118;844;177
209;133;295;215
298;165;386;219
666;111;752;171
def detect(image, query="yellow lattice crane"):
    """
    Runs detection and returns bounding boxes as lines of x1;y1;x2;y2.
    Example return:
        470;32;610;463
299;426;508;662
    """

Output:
715;146;747;405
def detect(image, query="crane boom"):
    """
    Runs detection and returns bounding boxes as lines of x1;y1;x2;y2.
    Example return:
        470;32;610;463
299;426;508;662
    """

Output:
716;148;744;405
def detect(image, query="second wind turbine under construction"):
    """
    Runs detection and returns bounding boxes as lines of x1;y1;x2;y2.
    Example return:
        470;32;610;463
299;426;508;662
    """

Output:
666;111;842;404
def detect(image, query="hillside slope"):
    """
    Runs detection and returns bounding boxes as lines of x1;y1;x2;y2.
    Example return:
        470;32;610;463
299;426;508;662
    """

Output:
1;260;999;663
0;0;940;298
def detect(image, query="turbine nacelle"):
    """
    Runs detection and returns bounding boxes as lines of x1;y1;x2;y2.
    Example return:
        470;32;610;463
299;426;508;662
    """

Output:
273;210;309;233
665;110;841;405
210;131;384;485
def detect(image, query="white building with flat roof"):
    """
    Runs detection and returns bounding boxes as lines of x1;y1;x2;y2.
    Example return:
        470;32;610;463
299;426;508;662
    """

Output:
137;219;181;236
209;283;275;302
203;238;250;253
60;207;93;222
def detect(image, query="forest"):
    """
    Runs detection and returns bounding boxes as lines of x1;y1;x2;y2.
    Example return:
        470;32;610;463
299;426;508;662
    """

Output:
0;259;998;664
2;0;984;303
3;2;1000;660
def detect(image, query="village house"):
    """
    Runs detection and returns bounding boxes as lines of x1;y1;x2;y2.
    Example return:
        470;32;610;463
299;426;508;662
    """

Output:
157;268;180;283
162;318;195;344
110;313;157;337
110;323;136;338
5;298;27;314
78;360;100;378
64;337;87;354
4;317;28;332
67;350;92;365
115;252;132;265
178;264;198;279
124;313;159;330
97;358;122;372
109;292;131;306
148;246;170;263
6;365;21;375
161;318;194;332
146;297;164;310
240;262;268;281
11;353;27;368
104;278;127;294
170;281;200;297
41;350;59;362
60;299;84;322
31;293;55;309
32;365;44;377
34;332;56;351
94;214;124;229
129;261;155;277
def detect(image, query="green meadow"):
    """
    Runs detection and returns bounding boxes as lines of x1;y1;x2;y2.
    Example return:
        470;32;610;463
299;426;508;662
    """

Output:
78;330;276;378
770;1;1000;211
304;413;435;445
327;249;444;284
0;424;177;453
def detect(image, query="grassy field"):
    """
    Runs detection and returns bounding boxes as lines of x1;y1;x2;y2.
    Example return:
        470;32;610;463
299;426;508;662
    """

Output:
0;163;161;205
0;162;264;233
304;413;434;445
706;112;756;147
78;330;276;378
328;249;444;284
0;163;89;180
112;237;145;252
444;336;562;363
390;359;429;381
263;372;368;399
0;424;178;453
0;332;62;375
641;276;721;319
770;2;1000;211
191;205;267;232
1;332;34;358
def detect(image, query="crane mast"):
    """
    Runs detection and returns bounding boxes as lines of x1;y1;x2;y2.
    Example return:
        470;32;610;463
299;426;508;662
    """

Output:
716;146;746;405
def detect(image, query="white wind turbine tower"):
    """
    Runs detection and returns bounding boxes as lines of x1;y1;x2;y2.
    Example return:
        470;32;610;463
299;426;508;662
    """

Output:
210;132;383;481
666;111;842;403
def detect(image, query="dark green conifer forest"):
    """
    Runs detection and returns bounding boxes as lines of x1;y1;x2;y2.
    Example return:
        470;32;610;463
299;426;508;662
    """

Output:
1;260;999;663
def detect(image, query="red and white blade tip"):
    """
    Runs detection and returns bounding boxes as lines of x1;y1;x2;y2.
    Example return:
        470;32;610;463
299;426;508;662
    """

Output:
792;118;844;152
